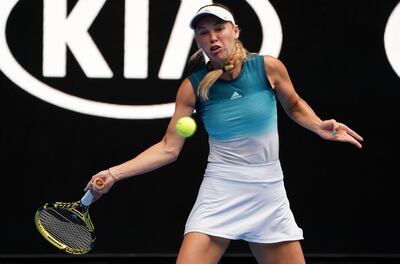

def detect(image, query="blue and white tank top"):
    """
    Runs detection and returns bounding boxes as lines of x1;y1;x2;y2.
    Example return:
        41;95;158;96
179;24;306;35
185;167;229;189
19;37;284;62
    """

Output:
188;54;281;172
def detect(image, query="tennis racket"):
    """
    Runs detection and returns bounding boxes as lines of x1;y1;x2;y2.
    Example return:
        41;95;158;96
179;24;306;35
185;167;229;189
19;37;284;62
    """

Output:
34;178;104;254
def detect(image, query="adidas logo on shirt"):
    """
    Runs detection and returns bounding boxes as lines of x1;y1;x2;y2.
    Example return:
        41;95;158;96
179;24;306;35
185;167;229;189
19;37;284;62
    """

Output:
230;92;242;100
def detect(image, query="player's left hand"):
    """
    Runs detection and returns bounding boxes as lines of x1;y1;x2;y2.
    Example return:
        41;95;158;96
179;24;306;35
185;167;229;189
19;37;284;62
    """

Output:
318;119;363;148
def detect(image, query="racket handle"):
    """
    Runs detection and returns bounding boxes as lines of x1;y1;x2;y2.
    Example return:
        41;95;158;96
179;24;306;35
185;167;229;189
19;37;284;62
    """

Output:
80;178;105;206
81;190;94;206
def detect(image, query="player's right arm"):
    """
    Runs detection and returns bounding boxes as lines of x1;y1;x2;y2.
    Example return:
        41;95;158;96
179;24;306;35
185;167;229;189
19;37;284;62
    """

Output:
85;78;196;196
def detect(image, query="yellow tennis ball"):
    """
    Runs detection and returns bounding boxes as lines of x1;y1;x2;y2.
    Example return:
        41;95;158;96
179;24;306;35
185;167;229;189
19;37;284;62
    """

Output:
176;116;197;138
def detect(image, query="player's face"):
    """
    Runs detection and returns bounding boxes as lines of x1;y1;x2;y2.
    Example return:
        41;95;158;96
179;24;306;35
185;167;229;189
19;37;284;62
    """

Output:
194;16;239;68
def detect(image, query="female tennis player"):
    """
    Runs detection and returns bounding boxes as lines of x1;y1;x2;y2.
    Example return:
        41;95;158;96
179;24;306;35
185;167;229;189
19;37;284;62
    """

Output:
85;4;363;264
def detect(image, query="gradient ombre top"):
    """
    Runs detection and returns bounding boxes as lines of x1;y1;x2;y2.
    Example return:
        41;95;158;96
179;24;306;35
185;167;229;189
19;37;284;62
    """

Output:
189;54;280;167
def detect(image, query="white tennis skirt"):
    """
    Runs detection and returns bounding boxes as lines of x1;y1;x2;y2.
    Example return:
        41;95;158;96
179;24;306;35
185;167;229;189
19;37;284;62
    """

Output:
184;161;304;244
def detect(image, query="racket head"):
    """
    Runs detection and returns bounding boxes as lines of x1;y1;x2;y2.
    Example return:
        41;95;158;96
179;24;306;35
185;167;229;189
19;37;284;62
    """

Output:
34;201;95;254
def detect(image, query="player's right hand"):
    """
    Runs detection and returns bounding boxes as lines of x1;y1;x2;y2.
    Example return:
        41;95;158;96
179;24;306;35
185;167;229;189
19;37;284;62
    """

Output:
84;169;117;202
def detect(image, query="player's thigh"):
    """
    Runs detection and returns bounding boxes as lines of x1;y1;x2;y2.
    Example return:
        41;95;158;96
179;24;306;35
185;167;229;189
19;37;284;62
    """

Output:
249;240;305;264
176;232;230;264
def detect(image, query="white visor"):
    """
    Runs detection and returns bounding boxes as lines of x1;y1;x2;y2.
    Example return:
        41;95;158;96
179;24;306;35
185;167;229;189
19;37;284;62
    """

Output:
190;5;236;29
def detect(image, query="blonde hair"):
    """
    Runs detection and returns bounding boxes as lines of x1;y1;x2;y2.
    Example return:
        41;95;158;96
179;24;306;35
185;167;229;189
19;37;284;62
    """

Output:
188;40;248;101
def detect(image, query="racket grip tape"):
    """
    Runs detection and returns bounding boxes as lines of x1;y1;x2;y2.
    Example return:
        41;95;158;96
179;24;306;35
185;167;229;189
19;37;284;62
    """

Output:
81;178;105;206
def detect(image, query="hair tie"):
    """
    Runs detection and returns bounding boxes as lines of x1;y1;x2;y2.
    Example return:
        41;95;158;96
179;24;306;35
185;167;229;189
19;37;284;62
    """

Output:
107;168;118;182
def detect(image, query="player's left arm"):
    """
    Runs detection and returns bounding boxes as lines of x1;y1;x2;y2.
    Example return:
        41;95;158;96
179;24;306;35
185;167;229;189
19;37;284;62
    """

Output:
264;55;363;148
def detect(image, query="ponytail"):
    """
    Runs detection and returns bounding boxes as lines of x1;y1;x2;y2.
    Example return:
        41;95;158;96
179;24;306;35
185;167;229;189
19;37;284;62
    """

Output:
196;40;248;101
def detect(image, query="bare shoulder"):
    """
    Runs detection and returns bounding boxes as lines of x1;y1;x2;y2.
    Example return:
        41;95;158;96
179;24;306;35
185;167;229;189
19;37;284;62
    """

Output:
178;78;195;94
263;55;287;74
262;55;290;88
176;78;196;108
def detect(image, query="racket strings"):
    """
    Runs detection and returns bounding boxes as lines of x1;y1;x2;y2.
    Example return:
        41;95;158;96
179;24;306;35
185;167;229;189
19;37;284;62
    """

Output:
38;207;93;250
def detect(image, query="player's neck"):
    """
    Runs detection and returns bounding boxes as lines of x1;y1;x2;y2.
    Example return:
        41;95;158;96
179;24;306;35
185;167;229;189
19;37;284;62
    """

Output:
221;63;242;80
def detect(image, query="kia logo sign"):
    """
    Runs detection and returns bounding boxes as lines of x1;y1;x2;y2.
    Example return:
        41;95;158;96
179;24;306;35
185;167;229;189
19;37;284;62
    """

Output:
0;0;282;119
385;2;400;78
